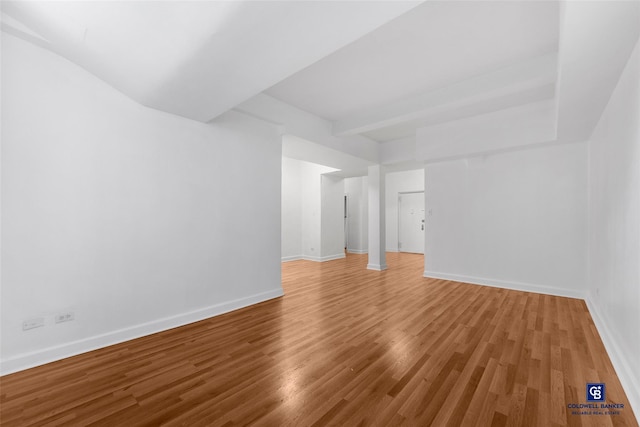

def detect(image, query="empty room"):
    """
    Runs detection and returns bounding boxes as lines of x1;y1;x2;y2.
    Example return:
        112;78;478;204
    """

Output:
1;1;639;426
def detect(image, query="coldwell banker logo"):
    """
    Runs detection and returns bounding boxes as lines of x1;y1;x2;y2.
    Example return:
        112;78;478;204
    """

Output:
587;383;605;402
568;383;624;417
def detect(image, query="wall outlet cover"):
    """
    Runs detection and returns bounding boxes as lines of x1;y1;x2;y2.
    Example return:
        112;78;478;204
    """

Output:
55;312;75;323
23;318;45;331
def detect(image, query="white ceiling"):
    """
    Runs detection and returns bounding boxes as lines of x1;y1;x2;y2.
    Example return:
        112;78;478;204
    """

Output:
266;1;559;122
2;0;638;169
282;135;374;178
1;1;420;122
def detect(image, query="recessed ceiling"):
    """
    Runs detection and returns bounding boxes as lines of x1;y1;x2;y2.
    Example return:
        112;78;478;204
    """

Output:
265;1;559;124
364;81;556;143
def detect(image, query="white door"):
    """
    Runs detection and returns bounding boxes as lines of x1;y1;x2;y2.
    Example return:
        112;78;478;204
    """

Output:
398;192;425;254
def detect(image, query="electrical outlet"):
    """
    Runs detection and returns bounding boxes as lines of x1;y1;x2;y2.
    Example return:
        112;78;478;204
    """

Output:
55;312;75;324
23;317;44;331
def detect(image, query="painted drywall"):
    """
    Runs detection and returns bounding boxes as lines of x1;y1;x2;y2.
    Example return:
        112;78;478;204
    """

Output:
424;142;587;298
321;175;346;260
299;160;320;260
283;134;373;178
281;157;302;260
587;38;640;413
416;99;556;162
380;136;416;165
1;33;283;374
556;0;639;144
238;93;380;164
345;177;368;254
281;157;339;261
2;2;422;123
300;161;330;260
386;169;425;252
367;165;387;271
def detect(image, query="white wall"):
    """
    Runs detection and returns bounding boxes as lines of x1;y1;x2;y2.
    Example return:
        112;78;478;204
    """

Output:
1;34;283;374
281;157;302;260
587;38;640;412
281;157;341;261
321;175;346;260
345;177;368;253
300;161;328;260
385;169;424;251
424;142;587;297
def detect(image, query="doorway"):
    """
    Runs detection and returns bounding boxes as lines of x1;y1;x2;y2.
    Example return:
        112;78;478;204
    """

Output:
398;191;425;254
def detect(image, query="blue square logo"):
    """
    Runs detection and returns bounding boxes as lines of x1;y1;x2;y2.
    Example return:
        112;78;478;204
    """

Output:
587;383;605;402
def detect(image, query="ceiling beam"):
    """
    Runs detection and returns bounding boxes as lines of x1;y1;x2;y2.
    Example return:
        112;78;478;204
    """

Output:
235;93;380;163
333;53;558;137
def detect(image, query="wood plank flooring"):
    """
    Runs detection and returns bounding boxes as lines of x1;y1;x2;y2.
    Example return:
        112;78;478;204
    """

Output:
1;253;637;426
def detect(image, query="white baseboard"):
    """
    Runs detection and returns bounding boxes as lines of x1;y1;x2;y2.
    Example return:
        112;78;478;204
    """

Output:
585;293;640;417
300;253;346;262
347;249;368;254
422;270;586;299
367;263;388;271
0;288;284;376
319;253;346;262
282;254;346;262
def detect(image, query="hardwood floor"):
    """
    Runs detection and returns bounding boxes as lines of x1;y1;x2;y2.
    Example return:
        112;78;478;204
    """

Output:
1;253;636;426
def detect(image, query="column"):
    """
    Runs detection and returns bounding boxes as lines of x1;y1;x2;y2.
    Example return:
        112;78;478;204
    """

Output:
367;165;387;271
